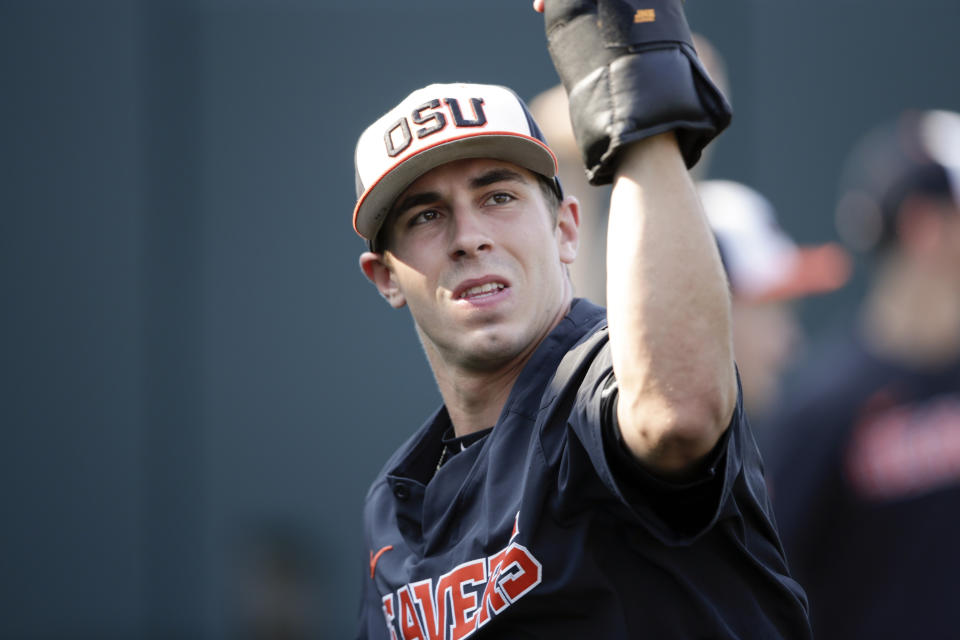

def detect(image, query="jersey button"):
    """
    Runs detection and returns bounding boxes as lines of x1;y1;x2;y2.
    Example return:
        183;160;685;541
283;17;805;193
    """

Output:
393;484;410;501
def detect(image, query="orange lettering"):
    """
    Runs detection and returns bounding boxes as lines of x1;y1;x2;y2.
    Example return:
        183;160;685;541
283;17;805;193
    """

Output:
475;549;510;628
410;579;445;640
382;594;399;640
444;560;486;640
397;586;426;640
385;542;542;638
497;544;542;602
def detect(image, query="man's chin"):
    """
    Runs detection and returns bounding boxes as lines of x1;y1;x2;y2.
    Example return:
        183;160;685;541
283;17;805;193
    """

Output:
454;331;526;371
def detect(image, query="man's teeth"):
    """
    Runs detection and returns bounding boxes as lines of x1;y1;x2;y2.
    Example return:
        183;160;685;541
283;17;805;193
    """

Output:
460;282;505;299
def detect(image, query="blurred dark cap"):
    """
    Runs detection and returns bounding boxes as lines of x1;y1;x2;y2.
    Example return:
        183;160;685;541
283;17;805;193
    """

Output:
835;110;960;253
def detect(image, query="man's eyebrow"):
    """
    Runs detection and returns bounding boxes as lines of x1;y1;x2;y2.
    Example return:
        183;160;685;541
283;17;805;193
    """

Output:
392;191;442;218
470;168;528;190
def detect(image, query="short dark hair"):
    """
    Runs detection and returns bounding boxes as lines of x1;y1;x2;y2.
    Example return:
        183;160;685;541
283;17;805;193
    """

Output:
536;173;563;216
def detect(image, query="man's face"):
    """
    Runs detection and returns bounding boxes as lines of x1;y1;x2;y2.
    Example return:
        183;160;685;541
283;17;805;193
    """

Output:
361;158;579;372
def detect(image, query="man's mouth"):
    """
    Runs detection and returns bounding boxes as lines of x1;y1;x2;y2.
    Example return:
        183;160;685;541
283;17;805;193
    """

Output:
459;282;506;299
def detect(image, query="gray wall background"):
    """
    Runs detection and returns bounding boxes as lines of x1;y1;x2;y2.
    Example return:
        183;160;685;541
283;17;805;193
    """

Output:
3;0;958;637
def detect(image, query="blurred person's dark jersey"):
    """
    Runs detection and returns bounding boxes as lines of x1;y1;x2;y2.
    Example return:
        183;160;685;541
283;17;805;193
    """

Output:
765;326;960;639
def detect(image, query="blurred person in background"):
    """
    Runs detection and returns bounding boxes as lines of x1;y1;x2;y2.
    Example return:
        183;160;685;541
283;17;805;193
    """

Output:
697;180;850;436
763;109;960;639
232;524;325;640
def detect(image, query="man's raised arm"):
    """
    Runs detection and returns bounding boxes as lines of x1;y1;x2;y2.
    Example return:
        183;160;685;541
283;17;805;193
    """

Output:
608;134;736;474
538;0;737;473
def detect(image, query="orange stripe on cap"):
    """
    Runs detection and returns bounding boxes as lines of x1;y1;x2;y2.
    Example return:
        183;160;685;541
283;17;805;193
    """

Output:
745;243;852;303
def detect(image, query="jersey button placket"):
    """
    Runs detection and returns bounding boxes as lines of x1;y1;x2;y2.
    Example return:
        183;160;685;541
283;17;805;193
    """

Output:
393;483;410;501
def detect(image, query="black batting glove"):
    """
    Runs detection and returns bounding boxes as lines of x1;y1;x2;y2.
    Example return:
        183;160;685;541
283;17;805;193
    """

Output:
544;0;732;183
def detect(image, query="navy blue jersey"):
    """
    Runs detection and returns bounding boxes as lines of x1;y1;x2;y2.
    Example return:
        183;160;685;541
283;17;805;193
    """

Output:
357;299;811;639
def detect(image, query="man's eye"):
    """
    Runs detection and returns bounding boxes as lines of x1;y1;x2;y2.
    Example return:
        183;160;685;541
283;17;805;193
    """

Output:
486;192;515;206
409;209;440;227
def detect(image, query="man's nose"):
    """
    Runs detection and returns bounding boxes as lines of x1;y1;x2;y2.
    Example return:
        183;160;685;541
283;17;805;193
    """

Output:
449;208;493;259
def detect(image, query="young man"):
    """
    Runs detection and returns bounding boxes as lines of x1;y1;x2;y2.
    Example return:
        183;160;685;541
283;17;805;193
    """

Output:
351;1;811;637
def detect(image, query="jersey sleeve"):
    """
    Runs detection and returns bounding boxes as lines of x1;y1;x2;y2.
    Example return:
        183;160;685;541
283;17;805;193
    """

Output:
562;341;750;544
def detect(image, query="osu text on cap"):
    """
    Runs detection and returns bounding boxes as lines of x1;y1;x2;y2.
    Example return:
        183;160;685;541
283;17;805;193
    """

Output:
384;97;487;157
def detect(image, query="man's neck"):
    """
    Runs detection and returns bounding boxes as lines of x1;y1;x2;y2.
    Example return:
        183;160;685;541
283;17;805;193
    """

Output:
440;369;518;437
420;330;542;437
426;300;574;436
861;256;960;367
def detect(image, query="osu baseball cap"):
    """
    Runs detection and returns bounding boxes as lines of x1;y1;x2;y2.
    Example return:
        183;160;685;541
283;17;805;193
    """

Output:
698;180;851;302
353;82;561;249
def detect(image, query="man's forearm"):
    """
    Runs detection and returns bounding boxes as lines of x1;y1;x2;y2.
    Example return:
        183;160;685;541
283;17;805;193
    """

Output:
606;133;737;473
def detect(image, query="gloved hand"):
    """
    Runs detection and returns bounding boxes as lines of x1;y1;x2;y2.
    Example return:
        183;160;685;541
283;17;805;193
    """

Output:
544;0;732;183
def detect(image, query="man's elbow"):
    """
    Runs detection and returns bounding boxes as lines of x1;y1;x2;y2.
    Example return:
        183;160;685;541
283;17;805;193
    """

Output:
619;377;736;475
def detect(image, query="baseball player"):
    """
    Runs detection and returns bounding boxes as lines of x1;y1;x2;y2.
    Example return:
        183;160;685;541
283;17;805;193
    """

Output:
351;1;811;637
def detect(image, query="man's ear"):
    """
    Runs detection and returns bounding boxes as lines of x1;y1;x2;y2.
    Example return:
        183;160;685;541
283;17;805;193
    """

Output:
556;195;581;265
359;252;406;308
